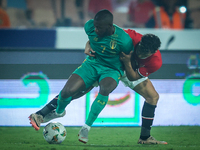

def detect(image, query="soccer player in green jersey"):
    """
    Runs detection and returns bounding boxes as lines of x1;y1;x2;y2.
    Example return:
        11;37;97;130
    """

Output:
29;9;133;143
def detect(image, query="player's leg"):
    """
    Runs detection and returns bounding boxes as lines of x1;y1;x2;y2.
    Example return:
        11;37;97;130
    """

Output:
132;79;167;144
39;74;87;124
29;74;86;130
33;86;94;122
56;73;86;114
85;77;118;126
50;86;93;120
29;60;96;130
79;70;119;143
36;95;59;118
29;86;94;130
57;59;99;115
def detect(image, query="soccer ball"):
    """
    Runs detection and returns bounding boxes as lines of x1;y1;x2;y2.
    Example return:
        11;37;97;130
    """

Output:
43;122;67;144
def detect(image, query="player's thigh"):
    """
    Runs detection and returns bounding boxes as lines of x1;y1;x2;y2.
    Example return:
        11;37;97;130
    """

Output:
99;69;120;94
73;61;98;89
62;74;86;96
133;79;159;104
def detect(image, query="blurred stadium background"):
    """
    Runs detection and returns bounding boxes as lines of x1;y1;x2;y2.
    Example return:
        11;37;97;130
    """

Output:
0;0;200;128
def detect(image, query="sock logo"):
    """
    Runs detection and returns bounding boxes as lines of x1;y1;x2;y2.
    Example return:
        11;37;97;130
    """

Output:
94;92;131;106
97;100;105;105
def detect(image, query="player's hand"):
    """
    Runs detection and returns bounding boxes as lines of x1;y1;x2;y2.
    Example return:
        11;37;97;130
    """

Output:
85;48;96;57
84;41;95;57
120;51;132;64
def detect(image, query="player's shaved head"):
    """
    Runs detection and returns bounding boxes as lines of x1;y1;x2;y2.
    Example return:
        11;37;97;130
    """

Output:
93;9;114;37
94;9;113;25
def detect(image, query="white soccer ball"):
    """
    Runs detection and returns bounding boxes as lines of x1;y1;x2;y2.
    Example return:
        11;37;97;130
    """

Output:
43;122;67;144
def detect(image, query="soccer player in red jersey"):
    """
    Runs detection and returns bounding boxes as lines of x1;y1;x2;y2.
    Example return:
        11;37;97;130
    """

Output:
119;29;167;144
29;28;167;144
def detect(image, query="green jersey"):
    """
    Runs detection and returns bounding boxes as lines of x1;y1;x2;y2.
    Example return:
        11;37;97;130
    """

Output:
84;19;134;76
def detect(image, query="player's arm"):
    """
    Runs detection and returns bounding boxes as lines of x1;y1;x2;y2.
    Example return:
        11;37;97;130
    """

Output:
84;40;95;57
120;51;141;81
84;19;96;57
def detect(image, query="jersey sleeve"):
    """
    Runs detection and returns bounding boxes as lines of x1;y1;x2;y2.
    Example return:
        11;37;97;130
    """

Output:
121;33;134;54
124;29;142;46
84;19;94;35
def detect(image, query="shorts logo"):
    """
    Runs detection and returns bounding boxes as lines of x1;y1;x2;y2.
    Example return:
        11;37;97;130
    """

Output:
93;37;98;41
118;74;121;80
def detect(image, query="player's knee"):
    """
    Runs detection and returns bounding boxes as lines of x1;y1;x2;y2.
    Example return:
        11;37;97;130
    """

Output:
146;93;159;105
60;90;67;99
61;87;75;98
99;87;111;96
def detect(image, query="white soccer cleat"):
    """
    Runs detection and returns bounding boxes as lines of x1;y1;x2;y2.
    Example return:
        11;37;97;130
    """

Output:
78;127;89;144
137;136;168;144
43;110;66;123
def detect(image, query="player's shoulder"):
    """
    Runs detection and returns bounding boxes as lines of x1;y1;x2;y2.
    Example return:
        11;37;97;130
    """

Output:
115;24;129;36
154;50;162;59
114;25;132;42
114;26;133;53
124;29;142;39
84;19;94;34
150;50;162;67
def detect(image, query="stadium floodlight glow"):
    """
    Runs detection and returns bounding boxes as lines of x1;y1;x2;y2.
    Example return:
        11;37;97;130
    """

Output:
179;6;187;13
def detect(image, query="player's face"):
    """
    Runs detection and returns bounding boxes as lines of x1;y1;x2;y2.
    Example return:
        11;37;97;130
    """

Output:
94;20;112;37
136;44;154;59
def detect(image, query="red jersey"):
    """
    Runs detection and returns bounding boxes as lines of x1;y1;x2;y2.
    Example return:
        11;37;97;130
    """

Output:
124;29;162;77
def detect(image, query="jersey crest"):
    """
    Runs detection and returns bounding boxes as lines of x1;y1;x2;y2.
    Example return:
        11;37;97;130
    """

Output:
110;39;117;49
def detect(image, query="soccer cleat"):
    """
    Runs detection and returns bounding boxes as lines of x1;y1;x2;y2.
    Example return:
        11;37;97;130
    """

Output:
29;113;44;131
137;136;168;144
78;127;89;144
43;110;66;123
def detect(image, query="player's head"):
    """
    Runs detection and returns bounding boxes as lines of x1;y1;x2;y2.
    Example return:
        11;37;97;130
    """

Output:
94;9;114;37
136;34;161;59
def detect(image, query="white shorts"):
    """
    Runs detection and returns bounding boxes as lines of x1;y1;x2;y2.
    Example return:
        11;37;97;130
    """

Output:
120;74;148;89
92;74;148;89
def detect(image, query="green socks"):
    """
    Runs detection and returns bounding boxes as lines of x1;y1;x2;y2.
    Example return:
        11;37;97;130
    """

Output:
56;92;108;127
86;94;108;126
56;92;72;114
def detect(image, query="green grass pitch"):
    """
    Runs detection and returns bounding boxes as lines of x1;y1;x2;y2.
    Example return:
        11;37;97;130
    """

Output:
0;126;200;150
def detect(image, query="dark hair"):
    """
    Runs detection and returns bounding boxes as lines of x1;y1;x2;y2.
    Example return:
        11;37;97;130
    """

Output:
140;34;161;53
94;9;113;23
